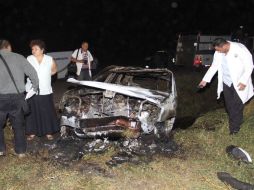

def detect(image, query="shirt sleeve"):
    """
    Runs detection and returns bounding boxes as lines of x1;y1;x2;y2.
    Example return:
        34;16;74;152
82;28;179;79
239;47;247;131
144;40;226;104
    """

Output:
238;46;254;85
202;52;220;82
71;49;78;58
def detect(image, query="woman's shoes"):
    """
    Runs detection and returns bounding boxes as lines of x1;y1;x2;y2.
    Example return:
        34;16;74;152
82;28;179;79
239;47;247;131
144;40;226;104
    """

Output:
27;134;54;140
27;135;35;141
46;134;54;140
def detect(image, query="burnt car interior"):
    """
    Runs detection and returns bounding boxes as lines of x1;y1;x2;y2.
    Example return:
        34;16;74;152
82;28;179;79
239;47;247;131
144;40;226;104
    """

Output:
96;69;172;92
59;66;177;139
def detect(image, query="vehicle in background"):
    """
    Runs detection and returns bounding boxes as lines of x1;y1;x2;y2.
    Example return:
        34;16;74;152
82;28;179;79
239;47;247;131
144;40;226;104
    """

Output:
193;35;231;67
175;34;231;67
144;50;175;69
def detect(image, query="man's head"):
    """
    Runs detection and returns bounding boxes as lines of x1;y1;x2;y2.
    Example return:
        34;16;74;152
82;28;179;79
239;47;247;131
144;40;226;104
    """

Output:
212;38;230;53
81;41;89;51
0;39;12;51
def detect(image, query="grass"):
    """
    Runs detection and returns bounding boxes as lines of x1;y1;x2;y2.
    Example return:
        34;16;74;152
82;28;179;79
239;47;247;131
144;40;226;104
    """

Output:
1;68;254;189
174;67;223;118
176;107;254;185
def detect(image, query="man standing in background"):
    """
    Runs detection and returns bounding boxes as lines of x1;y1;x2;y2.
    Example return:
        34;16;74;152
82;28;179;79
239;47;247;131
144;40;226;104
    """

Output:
71;41;94;80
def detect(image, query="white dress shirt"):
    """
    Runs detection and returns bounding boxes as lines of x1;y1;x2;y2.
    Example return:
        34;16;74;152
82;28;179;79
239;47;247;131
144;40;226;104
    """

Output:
221;55;232;87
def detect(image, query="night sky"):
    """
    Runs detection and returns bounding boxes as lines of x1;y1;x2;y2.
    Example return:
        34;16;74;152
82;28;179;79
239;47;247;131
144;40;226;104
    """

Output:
1;0;254;64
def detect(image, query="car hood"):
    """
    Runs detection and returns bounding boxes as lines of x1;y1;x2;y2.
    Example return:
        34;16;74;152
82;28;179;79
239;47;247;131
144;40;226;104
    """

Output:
67;78;170;105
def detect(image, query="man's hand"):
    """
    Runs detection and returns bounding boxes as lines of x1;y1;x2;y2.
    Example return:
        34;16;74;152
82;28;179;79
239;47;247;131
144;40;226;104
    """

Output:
198;80;207;88
237;83;246;91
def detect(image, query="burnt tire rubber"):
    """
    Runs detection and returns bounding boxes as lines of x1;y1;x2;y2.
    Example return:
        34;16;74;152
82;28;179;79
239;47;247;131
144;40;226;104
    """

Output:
60;126;78;138
74;128;87;138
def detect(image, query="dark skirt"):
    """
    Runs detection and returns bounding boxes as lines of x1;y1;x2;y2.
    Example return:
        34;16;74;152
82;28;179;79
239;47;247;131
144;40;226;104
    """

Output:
25;94;59;137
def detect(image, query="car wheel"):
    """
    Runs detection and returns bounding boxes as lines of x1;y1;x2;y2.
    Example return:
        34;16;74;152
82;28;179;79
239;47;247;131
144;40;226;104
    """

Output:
74;128;87;138
154;117;175;138
60;125;74;138
164;117;175;134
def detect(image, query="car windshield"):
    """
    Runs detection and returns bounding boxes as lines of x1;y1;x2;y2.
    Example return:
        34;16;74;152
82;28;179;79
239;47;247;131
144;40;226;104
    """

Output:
96;71;172;93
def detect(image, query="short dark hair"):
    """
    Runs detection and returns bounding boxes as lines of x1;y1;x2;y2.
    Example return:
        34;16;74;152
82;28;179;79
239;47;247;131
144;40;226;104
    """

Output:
212;38;228;47
81;41;89;45
0;39;11;49
29;39;46;51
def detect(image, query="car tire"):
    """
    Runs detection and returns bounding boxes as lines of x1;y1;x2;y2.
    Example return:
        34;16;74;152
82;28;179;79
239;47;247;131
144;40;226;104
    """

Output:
164;117;175;134
154;117;175;139
60;125;75;138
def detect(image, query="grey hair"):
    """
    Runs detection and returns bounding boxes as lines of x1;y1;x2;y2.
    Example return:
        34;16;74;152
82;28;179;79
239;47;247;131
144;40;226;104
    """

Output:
0;39;11;50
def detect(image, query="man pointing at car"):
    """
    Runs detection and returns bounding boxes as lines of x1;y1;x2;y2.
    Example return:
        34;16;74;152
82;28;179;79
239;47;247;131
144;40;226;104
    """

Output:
199;38;254;135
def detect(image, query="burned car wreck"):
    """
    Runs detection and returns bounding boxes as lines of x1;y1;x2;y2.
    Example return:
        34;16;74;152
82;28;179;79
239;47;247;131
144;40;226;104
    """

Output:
59;66;177;139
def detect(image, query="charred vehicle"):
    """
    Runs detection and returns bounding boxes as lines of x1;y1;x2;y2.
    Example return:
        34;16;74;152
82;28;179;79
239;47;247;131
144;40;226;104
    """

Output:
59;66;177;138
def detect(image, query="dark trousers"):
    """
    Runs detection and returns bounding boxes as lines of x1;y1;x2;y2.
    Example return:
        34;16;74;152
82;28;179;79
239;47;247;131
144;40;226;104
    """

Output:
78;69;92;81
0;94;26;154
223;83;244;132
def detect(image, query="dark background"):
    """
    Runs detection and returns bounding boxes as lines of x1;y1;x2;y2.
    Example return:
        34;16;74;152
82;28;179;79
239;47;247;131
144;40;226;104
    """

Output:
1;0;254;65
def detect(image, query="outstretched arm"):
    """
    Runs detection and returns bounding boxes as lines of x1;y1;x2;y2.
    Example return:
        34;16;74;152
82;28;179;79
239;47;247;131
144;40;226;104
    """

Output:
198;52;220;88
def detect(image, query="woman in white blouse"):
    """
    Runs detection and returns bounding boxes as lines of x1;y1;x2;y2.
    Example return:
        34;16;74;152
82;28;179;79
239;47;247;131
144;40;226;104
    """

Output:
25;40;59;140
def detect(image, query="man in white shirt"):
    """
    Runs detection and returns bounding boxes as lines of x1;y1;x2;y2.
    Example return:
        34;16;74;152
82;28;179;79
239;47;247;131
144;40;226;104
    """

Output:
199;38;254;135
71;41;93;80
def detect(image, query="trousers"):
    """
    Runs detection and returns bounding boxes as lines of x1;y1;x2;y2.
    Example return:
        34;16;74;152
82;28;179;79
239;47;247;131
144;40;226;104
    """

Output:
223;83;244;133
0;93;26;154
78;69;92;81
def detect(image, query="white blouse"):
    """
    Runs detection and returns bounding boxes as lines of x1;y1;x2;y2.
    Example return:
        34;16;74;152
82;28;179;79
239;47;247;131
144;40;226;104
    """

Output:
26;54;53;95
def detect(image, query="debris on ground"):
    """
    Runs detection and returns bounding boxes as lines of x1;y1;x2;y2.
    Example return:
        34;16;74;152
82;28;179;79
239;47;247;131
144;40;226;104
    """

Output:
27;133;179;168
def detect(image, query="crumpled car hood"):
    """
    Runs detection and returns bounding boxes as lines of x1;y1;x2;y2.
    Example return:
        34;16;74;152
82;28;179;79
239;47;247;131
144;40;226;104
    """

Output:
67;78;169;105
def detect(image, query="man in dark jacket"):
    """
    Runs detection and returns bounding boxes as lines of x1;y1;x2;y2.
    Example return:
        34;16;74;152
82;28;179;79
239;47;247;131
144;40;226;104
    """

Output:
0;39;39;157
